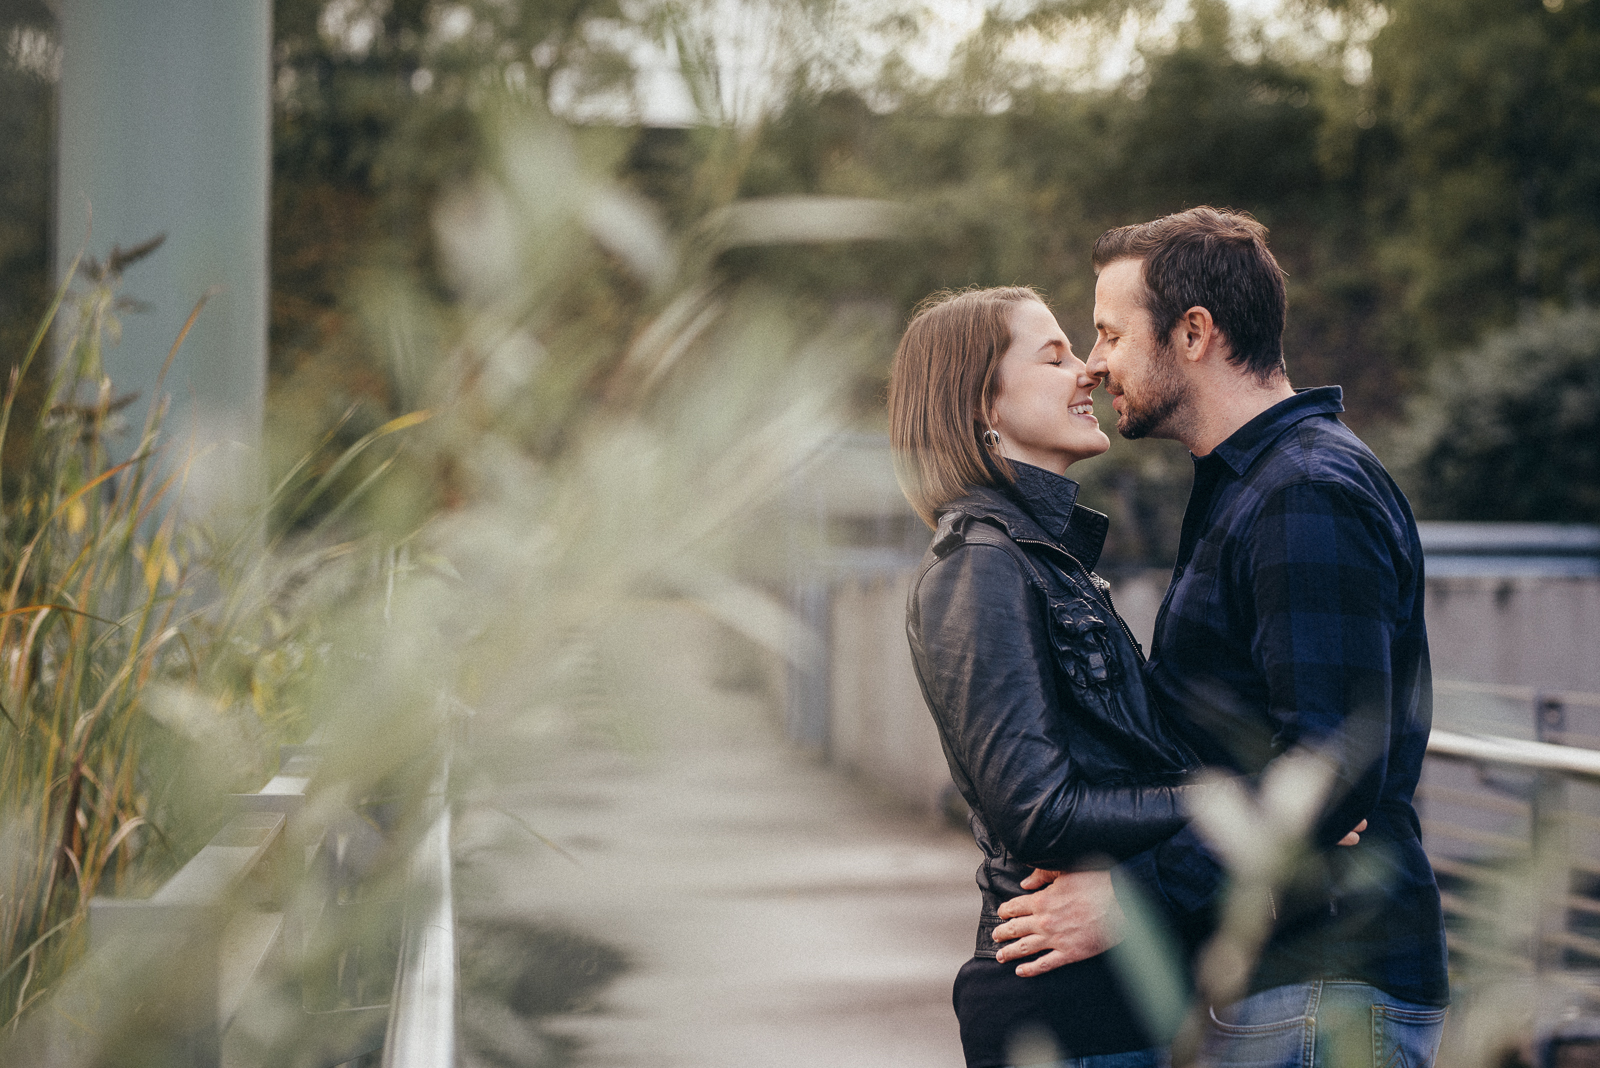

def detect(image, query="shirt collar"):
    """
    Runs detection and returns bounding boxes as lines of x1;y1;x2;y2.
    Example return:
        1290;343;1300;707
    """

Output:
1206;385;1345;476
1002;461;1109;571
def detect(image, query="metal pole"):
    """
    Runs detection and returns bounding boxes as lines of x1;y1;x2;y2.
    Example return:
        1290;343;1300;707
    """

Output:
54;0;269;514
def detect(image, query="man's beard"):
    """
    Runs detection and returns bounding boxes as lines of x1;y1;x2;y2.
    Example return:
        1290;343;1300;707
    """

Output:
1114;340;1191;441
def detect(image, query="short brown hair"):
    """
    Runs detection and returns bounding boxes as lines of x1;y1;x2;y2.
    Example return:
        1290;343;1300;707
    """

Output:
1092;207;1287;381
888;286;1040;527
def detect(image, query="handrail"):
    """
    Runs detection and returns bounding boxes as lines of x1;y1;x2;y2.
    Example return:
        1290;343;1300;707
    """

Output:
1422;717;1600;991
381;775;456;1068
1428;728;1600;779
74;734;440;1068
77;746;314;1068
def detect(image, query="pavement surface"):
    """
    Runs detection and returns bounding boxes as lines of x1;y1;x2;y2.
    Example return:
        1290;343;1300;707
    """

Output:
453;602;983;1068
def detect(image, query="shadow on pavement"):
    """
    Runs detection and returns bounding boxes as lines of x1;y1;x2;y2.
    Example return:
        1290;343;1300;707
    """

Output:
459;919;630;1068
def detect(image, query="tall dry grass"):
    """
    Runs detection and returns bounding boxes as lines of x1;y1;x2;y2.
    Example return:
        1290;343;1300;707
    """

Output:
0;246;285;1029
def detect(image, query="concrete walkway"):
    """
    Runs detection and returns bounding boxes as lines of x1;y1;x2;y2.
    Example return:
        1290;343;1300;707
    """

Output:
454;603;982;1068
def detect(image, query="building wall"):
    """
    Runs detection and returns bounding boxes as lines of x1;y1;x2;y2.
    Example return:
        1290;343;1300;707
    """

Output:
56;0;269;512
824;567;1600;814
828;571;953;815
1425;576;1600;694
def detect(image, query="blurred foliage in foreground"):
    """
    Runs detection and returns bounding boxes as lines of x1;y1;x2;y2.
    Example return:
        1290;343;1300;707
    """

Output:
0;0;1593;1062
0;79;890;1053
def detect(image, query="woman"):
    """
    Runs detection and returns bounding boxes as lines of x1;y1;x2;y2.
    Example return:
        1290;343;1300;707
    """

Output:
888;286;1202;1068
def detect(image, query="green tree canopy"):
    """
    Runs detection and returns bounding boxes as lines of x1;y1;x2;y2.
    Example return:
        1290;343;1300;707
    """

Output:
1398;307;1600;523
1365;0;1600;354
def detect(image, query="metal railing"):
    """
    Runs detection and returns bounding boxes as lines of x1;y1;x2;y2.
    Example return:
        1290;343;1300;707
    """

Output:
1423;680;1600;981
1434;678;1600;748
381;773;456;1068
72;738;456;1068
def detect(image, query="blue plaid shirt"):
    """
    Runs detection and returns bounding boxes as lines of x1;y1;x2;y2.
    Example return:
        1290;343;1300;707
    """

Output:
1122;386;1449;1006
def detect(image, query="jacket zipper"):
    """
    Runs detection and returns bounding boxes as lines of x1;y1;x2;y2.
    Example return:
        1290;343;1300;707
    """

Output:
1016;533;1203;772
1016;537;1146;664
1085;567;1147;664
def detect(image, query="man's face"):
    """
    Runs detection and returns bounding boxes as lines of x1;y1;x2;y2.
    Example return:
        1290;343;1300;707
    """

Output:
1087;257;1191;441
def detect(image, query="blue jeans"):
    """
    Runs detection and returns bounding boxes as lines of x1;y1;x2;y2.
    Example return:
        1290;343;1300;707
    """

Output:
1202;981;1446;1068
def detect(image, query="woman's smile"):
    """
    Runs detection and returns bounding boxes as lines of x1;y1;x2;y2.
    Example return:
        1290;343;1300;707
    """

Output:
988;299;1111;474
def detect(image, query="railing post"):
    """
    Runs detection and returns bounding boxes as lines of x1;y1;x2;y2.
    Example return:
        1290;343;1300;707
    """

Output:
1531;771;1570;973
1533;693;1572;973
51;729;464;1067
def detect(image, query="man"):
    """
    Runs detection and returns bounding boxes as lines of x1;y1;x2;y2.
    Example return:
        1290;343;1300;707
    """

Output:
990;208;1448;1067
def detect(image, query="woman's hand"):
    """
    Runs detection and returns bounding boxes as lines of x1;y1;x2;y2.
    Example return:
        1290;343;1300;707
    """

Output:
1338;819;1367;846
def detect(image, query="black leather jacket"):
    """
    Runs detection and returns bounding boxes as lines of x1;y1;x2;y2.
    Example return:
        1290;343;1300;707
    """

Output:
906;463;1201;956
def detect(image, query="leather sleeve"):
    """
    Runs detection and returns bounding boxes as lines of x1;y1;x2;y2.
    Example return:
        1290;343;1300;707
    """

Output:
909;540;1196;870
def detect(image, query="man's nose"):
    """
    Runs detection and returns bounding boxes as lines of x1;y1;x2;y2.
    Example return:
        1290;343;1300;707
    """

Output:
1085;346;1107;382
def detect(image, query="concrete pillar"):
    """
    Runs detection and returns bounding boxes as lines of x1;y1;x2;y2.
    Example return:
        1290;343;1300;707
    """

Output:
54;0;269;511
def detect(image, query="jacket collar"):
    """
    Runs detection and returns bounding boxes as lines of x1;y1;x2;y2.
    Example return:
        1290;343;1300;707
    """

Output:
941;460;1108;570
1206;385;1345;476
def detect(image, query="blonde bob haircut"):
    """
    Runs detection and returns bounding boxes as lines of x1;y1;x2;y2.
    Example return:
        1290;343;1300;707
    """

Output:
888;286;1042;528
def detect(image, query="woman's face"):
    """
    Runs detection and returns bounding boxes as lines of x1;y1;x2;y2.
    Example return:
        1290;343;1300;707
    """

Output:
987;300;1110;475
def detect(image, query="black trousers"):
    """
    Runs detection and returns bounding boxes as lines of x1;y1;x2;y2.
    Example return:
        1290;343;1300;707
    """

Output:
953;954;1156;1068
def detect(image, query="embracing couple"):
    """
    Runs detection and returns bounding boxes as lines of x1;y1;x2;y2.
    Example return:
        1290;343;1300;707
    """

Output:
888;208;1448;1068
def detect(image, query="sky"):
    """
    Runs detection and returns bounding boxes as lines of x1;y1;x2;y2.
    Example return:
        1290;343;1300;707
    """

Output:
579;0;1374;126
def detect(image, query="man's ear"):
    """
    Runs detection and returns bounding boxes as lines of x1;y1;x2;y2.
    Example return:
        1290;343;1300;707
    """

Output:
1173;306;1217;365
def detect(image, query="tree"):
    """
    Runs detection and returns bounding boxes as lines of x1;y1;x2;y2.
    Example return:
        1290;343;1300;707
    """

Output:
1363;0;1600;355
268;0;662;526
0;0;56;482
1397;307;1600;522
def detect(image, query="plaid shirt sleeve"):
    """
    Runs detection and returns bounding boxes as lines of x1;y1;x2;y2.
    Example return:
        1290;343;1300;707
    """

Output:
1118;824;1226;955
1247;479;1405;847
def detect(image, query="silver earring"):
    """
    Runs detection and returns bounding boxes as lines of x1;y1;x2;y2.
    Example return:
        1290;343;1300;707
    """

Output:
982;429;1001;448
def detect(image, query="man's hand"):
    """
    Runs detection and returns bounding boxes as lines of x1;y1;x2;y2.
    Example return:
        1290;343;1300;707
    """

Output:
991;869;1125;977
991;820;1364;980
